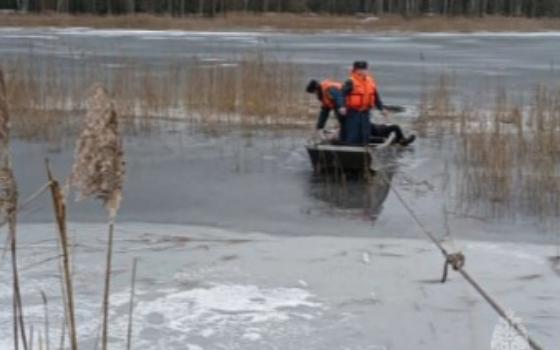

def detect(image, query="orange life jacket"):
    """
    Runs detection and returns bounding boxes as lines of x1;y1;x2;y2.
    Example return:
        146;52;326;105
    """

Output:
346;72;377;111
319;80;342;109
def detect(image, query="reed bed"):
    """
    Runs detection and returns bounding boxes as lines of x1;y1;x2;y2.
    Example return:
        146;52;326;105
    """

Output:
3;13;560;33
419;74;560;220
1;54;309;143
415;73;458;137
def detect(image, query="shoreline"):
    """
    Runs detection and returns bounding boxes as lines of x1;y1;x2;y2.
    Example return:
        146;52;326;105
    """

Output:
4;26;560;38
2;13;560;33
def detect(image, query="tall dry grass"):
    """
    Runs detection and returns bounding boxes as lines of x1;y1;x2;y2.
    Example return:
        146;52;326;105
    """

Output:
415;73;457;137
419;73;560;219
184;54;306;124
1;54;309;142
2;13;560;33
1;68;29;350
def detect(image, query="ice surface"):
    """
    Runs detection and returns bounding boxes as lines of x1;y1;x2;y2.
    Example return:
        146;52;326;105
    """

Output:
0;223;558;349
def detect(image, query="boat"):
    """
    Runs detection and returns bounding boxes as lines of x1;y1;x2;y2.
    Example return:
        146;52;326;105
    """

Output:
306;132;396;173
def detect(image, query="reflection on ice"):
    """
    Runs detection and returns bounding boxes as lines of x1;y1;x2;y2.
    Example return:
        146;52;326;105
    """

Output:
307;171;393;221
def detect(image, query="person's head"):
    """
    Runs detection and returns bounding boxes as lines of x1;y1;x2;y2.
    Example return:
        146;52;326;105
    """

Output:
352;61;368;77
306;79;320;94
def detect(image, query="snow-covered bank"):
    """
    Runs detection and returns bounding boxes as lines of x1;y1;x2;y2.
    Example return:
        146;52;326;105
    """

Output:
5;26;560;38
1;223;558;349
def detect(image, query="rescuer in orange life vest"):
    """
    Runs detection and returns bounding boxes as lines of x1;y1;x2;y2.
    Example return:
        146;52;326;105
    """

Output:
305;79;345;137
341;61;415;146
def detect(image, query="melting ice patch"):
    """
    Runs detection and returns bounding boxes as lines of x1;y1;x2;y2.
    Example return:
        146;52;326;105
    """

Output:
133;283;322;324
115;283;324;349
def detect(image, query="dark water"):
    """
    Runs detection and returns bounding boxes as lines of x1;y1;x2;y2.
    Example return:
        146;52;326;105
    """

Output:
12;124;555;244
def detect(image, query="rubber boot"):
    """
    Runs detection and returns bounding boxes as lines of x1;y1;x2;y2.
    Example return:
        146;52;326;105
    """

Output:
400;134;416;146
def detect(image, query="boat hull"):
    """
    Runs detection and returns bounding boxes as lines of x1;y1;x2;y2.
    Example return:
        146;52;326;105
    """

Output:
306;132;396;173
306;144;372;172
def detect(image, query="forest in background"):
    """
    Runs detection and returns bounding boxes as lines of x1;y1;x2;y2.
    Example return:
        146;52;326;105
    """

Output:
2;0;560;18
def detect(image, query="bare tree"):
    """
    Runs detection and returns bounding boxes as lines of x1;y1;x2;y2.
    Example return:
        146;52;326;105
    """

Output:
11;0;560;18
375;0;383;15
127;0;135;14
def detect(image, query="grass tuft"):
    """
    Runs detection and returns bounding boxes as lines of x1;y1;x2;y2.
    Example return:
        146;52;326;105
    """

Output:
418;74;560;219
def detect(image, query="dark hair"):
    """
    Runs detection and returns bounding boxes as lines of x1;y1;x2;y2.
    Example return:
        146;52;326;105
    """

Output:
306;79;320;93
353;61;368;70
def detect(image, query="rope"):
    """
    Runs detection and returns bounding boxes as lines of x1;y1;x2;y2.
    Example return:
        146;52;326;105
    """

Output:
1;181;52;263
374;168;545;350
18;181;52;213
0;181;52;229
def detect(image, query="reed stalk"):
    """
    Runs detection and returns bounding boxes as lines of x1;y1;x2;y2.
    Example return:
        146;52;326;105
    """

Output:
58;315;66;350
40;291;49;350
10;206;27;350
2;67;29;350
45;161;78;350
28;325;33;350
126;258;138;350
101;221;114;350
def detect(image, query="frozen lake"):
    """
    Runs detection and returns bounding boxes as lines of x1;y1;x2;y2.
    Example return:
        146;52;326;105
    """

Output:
1;27;560;106
1;28;559;349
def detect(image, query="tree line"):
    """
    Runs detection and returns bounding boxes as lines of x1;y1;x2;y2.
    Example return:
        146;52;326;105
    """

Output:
3;0;560;18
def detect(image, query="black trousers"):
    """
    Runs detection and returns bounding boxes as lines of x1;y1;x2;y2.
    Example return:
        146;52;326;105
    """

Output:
370;124;405;142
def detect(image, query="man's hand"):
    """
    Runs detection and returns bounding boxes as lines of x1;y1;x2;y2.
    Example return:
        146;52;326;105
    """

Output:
338;107;347;116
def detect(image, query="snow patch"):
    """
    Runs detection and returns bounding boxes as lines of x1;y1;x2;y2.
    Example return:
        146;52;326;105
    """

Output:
187;345;204;350
126;283;323;338
242;331;262;341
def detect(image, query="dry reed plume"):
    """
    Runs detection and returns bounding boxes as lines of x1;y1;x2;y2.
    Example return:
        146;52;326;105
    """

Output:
71;84;125;217
71;83;125;350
